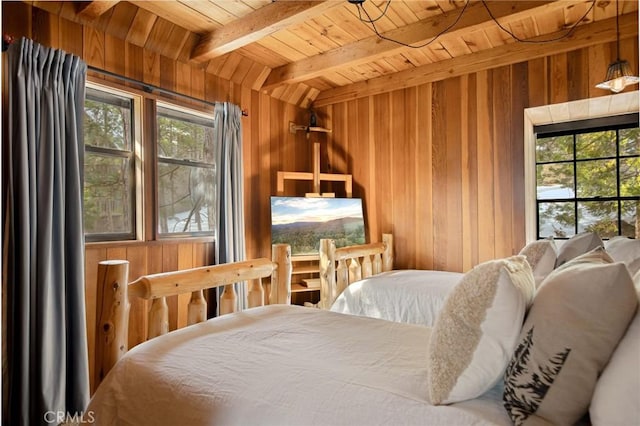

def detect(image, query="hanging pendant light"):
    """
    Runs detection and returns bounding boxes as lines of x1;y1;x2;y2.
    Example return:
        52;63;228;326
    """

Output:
595;0;639;93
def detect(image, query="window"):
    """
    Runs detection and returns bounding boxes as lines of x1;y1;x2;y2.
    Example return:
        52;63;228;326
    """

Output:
156;105;216;236
534;113;639;239
83;86;140;241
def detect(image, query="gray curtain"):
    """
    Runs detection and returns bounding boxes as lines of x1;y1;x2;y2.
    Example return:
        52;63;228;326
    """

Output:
213;102;247;312
2;38;89;425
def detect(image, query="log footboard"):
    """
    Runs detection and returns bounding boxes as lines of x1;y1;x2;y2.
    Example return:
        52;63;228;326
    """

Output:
94;244;292;386
318;233;393;309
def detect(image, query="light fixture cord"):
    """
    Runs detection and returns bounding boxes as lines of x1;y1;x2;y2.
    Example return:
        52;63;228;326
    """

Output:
352;0;597;49
615;0;621;60
356;0;471;49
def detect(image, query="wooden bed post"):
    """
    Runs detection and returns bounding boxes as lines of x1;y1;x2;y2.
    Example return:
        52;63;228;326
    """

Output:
318;238;336;310
95;260;130;386
382;233;394;272
270;243;292;305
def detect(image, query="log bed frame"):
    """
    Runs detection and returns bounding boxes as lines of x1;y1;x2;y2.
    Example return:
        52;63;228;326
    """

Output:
93;233;393;389
94;244;292;387
318;233;394;309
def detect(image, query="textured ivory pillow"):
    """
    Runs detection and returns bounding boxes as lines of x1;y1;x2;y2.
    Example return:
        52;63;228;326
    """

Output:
605;236;640;276
503;250;638;426
427;255;535;405
554;231;603;268
518;239;557;288
589;308;640;426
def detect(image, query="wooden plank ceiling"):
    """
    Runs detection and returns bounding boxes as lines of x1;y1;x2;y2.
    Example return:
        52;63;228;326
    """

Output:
27;1;639;107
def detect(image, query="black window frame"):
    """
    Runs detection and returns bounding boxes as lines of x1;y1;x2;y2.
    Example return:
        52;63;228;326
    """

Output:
534;112;640;240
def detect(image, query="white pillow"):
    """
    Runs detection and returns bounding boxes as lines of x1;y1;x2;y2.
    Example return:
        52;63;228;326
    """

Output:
427;255;535;405
605;236;640;276
503;249;637;425
555;231;603;268
518;239;557;288
590;308;640;426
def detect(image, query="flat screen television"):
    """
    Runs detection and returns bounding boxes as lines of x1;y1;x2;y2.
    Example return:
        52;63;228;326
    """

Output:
270;196;366;255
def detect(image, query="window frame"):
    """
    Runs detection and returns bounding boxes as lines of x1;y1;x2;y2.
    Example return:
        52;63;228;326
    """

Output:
533;115;639;239
155;101;217;239
524;91;639;243
84;82;144;242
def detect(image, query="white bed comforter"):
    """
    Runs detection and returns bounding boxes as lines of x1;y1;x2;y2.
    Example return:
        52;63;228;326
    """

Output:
88;305;510;426
330;270;464;326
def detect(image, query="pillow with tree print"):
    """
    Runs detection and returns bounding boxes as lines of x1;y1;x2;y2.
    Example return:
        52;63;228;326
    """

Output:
503;248;637;425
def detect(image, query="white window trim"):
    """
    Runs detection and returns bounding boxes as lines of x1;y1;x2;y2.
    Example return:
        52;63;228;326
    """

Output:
523;91;639;243
86;81;145;240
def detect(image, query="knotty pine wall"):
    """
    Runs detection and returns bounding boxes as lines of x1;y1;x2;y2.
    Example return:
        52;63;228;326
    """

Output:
3;2;313;392
315;35;639;273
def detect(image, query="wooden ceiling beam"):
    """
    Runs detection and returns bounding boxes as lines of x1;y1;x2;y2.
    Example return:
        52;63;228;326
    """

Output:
76;1;120;20
312;13;638;107
262;0;558;90
190;0;340;63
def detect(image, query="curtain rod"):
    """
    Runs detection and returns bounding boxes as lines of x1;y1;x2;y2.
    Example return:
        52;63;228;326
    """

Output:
88;65;249;116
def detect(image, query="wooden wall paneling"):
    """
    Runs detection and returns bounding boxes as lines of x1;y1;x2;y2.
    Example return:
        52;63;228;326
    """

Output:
160;244;179;331
143;50;161;87
415;83;434;270
458;74;472;272
32;6;59;49
345;99;360;196
361;98;380;243
527;57;548;109
269;96;285;193
327;102;348;194
160;25;190;61
219;53;244;81
2;2;32;40
430;80;448;271
475;69;496;263
371;92;394;259
510;62;529;255
89;5;116;34
567;48;588;101
257;92;272;258
106;1;138;40
83;25;105;69
245;90;260;259
105;34;126;81
549;52;569;104
127;7;157;48
405;87;421;268
84;247;107;394
159;55;177;99
620;36;639;93
175;61;192;101
443;78;464;272
462;75;479;271
144;17;173;55
124;41;144;82
58;16;83;57
176;244;194;330
348;97;371;233
491;66;514;258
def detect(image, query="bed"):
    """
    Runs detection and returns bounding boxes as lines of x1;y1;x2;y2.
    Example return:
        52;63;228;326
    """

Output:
87;233;640;426
318;233;464;327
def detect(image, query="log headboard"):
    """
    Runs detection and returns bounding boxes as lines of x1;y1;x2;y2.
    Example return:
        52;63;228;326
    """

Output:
93;244;292;387
318;233;394;309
